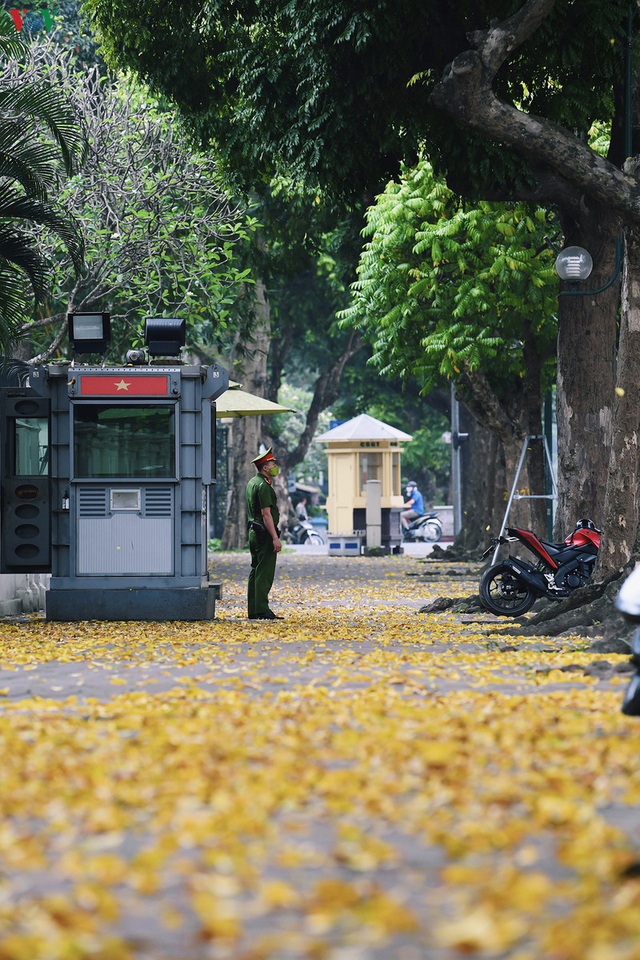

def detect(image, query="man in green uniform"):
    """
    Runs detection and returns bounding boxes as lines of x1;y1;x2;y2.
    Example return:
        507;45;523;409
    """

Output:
245;447;283;620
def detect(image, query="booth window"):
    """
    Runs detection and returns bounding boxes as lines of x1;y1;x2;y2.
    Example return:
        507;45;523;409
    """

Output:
15;417;49;476
359;451;382;494
73;404;175;478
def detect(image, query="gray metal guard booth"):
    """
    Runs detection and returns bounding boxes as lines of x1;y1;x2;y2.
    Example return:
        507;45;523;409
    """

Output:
1;361;229;621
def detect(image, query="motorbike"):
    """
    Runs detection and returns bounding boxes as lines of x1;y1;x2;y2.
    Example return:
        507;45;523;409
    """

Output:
615;564;640;716
286;519;326;546
402;511;443;543
479;518;601;617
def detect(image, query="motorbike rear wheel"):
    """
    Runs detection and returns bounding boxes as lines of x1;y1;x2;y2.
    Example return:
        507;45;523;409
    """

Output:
305;532;325;546
423;520;442;543
479;563;537;617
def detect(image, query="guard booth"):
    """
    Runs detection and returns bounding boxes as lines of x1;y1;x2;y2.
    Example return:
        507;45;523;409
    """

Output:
0;320;229;621
316;413;412;553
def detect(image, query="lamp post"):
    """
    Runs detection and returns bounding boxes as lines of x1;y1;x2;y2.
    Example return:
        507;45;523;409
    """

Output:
449;383;469;537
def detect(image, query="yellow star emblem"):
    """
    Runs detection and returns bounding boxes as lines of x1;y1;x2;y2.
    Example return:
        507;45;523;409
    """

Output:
114;379;131;391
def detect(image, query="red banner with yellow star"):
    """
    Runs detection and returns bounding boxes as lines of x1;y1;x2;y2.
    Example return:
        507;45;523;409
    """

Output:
78;376;169;396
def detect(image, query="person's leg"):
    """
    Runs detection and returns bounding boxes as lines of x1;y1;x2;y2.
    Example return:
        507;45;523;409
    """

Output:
247;533;259;618
250;537;277;617
401;509;419;530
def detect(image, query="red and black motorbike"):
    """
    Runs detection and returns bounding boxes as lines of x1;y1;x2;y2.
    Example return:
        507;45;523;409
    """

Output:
479;518;601;617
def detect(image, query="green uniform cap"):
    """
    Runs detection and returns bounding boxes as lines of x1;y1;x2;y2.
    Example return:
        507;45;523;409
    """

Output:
251;446;276;467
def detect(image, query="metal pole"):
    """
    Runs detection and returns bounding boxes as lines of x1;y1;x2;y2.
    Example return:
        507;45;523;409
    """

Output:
492;437;530;564
625;5;634;160
451;383;462;536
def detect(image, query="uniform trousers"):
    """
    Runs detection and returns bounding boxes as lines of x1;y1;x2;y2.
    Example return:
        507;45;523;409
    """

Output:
247;529;278;618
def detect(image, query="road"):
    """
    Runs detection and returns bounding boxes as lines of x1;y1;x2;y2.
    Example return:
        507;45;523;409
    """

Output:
0;549;637;959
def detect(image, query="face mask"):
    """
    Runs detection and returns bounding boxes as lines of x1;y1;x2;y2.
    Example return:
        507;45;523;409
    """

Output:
268;464;280;477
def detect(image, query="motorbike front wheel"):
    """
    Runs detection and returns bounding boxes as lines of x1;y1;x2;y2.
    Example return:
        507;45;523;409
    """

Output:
479;563;537;617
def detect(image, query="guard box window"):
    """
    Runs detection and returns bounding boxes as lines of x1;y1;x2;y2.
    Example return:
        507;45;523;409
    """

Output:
15;417;49;476
359;451;382;494
73;404;175;478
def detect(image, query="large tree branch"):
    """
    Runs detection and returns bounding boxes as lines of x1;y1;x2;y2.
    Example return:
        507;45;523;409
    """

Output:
429;0;640;224
459;362;524;445
467;0;557;72
282;331;364;470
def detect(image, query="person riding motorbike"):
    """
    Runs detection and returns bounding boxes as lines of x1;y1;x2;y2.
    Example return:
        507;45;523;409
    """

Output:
401;481;424;531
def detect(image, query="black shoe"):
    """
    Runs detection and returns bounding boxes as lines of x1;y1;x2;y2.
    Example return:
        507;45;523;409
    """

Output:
249;611;283;620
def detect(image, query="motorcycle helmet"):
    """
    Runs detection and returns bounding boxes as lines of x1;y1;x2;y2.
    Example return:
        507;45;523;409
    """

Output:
575;518;597;531
406;481;417;488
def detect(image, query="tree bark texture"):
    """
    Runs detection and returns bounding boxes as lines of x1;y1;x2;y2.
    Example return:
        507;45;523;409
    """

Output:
221;277;272;550
555;218;619;533
460;361;546;534
600;225;640;576
454;417;507;554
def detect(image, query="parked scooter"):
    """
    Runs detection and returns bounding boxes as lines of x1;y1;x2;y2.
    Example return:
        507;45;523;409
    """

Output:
615;565;640;715
479;518;601;617
402;511;443;543
286;519;326;546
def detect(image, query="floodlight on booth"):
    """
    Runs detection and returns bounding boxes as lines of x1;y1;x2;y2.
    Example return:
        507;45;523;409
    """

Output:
68;313;111;355
144;318;186;357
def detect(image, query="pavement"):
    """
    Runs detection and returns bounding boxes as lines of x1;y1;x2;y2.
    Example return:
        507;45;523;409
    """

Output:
286;539;452;557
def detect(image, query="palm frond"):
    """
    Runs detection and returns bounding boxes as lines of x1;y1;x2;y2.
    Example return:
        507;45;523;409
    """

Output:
0;10;25;62
0;81;87;174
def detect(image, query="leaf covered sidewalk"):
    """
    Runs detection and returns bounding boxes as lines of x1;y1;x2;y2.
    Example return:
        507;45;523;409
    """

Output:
0;550;639;960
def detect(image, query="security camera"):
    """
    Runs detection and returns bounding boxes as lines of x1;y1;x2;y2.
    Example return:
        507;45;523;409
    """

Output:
125;349;146;365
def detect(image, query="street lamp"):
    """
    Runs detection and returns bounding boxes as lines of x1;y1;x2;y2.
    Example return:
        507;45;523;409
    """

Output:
554;246;593;282
555;237;623;296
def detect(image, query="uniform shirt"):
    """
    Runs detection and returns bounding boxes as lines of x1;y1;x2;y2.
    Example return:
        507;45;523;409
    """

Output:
246;473;280;528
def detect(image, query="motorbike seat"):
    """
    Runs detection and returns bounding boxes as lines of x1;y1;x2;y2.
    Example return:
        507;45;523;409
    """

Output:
538;538;568;554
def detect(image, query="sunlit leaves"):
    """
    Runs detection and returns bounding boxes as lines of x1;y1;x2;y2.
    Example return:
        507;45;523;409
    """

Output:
340;158;558;389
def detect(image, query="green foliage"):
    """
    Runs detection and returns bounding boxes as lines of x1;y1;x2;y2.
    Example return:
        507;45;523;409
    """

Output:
340;159;558;397
399;416;450;505
0;10;85;352
23;42;255;361
83;0;631;200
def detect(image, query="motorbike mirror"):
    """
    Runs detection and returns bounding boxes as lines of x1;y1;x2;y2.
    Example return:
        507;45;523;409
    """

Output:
616;565;640;621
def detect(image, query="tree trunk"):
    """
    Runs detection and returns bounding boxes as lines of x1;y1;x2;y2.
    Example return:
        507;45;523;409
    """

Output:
599;225;640;576
221;277;271;550
458;361;546;534
555;217;619;534
454;418;506;554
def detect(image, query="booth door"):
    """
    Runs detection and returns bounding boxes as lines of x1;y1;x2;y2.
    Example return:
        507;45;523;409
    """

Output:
0;395;51;573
